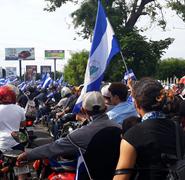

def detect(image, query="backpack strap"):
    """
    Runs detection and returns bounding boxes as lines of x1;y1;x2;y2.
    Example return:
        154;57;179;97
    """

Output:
24;93;29;101
67;135;86;152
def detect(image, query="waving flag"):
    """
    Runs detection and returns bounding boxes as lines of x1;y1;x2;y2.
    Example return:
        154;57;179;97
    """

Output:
58;74;64;85
42;73;52;89
73;0;120;113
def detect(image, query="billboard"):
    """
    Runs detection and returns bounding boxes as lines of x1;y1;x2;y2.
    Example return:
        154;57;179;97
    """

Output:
5;48;35;60
26;65;37;81
6;67;17;78
41;66;51;75
45;50;65;59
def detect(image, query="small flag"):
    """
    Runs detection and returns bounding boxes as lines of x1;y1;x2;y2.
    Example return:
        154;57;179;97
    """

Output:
42;73;52;89
0;78;6;86
73;0;120;113
58;74;64;85
124;69;136;81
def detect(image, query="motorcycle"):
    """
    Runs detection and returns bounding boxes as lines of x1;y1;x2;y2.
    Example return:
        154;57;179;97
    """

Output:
0;149;32;180
0;130;37;180
32;156;76;180
48;113;81;140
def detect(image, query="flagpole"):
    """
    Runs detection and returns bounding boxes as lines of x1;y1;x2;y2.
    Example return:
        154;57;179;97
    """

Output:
120;51;128;72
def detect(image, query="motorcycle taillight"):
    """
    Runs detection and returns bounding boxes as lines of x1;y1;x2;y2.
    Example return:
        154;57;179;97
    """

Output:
26;120;33;126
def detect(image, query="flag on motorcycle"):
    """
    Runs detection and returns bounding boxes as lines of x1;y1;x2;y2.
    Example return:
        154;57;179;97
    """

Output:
73;0;120;113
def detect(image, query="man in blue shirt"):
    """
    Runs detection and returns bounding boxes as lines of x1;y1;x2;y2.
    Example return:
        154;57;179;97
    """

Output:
106;82;137;124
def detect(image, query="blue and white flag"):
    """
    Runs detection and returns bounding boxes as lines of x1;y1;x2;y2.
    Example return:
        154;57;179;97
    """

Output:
21;83;27;92
0;78;6;86
124;69;136;81
73;0;120;113
42;73;52;89
18;82;25;89
40;73;48;86
58;74;64;85
75;148;92;180
75;154;84;180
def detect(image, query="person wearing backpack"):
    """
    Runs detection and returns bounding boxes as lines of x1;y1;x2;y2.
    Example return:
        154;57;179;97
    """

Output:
20;86;39;120
113;77;185;180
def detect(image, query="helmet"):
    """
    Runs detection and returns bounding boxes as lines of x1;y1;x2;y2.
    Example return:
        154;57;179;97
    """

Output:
0;86;16;104
61;86;71;97
101;84;111;98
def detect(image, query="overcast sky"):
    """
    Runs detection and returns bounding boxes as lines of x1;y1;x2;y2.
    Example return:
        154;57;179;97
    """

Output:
0;0;185;65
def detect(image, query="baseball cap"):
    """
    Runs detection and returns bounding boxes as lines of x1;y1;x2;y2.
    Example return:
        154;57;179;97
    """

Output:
82;91;105;112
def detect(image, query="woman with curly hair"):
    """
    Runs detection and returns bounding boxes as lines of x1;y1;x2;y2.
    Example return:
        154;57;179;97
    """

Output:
114;77;185;180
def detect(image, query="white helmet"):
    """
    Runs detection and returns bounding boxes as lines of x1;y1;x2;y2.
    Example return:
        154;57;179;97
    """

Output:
61;86;71;97
101;84;110;98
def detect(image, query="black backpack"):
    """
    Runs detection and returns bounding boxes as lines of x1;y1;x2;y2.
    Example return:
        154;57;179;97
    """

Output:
164;121;185;180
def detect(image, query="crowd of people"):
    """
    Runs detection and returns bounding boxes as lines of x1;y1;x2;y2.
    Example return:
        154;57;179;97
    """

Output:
0;76;185;179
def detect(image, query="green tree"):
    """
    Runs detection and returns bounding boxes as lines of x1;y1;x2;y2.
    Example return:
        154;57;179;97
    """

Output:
63;50;88;85
44;0;167;37
168;0;185;21
44;0;174;80
104;31;173;81
156;58;185;80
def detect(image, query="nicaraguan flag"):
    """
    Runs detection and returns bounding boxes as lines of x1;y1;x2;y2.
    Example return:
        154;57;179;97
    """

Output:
0;78;6;86
40;73;47;86
58;74;64;85
75;148;93;180
124;69;136;81
21;84;27;92
73;0;120;113
42;73;52;89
